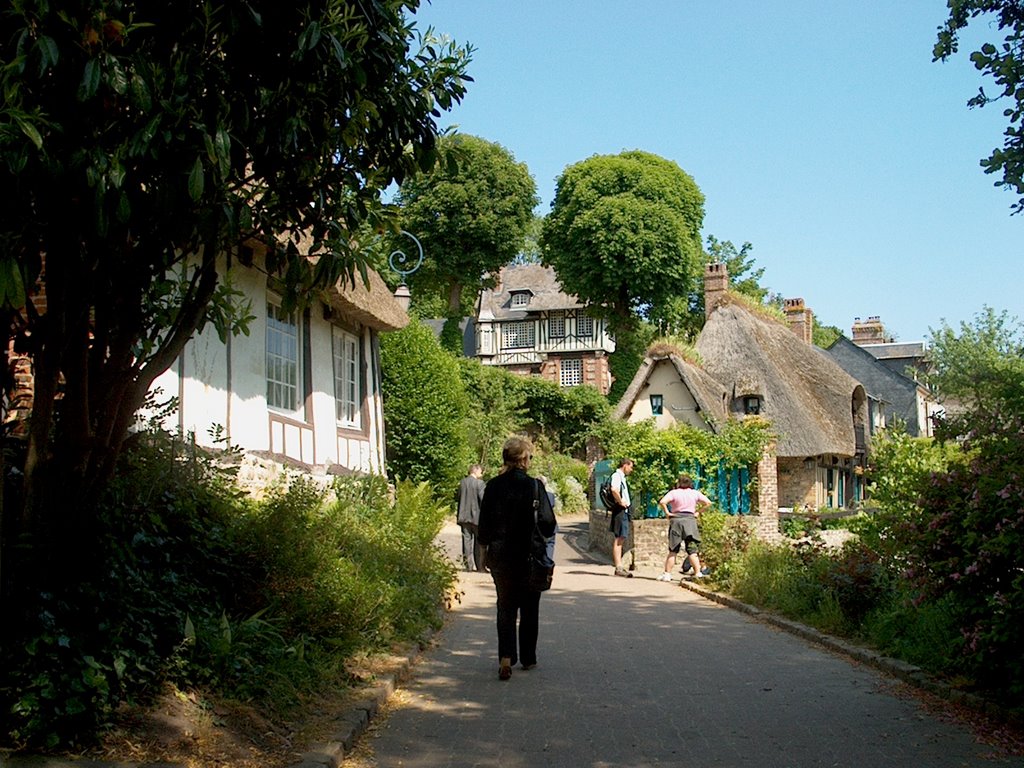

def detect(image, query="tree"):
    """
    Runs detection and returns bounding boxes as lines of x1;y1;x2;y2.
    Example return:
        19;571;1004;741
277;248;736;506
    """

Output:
540;150;705;334
652;236;776;339
0;1;471;591
394;134;538;316
935;1;1024;213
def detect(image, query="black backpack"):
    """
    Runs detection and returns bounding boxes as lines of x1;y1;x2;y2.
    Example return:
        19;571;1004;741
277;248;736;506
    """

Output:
599;480;618;510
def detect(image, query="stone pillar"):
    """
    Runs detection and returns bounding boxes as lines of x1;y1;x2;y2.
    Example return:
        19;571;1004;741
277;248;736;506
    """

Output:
753;442;782;543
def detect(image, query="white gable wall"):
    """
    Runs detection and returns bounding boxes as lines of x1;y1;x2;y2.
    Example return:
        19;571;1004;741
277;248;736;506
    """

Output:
625;360;712;431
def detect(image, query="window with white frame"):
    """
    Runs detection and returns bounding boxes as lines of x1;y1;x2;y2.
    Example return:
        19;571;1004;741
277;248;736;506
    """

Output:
502;320;535;349
333;327;361;429
576;314;594;338
560;358;583;387
510;291;531;308
548;311;565;338
266;301;302;412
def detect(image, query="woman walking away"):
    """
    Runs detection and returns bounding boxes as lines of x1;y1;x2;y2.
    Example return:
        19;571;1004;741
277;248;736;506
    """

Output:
656;474;711;582
478;436;557;681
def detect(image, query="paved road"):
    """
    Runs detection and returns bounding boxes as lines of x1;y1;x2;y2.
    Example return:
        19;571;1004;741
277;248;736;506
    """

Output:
351;520;1022;768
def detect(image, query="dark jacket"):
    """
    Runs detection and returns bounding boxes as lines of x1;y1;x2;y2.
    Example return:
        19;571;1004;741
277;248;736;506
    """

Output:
456;474;486;526
478;468;557;576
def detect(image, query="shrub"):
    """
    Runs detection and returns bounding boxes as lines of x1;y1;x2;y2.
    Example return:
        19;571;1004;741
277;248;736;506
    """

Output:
380;320;473;494
1;432;459;749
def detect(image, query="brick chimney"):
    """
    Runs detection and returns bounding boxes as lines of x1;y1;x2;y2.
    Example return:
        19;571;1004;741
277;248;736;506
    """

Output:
784;298;813;344
704;262;729;319
851;316;886;345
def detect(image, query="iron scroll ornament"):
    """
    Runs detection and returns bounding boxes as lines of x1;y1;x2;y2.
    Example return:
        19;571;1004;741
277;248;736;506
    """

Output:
388;231;424;283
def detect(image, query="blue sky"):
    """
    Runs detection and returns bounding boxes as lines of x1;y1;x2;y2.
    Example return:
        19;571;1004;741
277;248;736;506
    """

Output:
410;1;1022;343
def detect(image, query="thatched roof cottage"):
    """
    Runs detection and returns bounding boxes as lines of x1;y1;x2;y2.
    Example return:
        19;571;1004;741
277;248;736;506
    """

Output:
616;263;869;515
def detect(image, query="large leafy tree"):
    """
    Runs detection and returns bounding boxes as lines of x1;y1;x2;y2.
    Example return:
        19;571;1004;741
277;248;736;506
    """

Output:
0;1;471;589
394;134;537;317
935;1;1024;213
540;150;705;334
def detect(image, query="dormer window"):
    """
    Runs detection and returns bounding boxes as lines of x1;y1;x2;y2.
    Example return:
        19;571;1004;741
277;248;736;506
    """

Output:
744;396;761;415
510;291;531;308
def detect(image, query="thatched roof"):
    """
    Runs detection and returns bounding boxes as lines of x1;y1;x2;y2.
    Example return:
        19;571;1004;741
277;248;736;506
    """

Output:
478;263;584;319
247;234;409;332
323;267;409;332
696;295;864;457
613;353;729;429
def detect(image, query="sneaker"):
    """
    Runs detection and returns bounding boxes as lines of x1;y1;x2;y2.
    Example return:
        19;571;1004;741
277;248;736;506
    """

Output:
692;571;707;579
614;567;634;578
657;572;674;582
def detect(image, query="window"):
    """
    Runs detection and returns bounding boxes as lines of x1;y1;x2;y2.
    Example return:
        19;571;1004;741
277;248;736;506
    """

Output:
266;301;301;412
577;315;594;338
510;291;531;308
548;311;565;338
743;396;761;415
333;327;361;428
560;358;583;387
650;394;664;415
502;321;535;349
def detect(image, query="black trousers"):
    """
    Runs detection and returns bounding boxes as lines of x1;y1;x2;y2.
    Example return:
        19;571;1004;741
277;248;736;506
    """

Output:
492;570;542;667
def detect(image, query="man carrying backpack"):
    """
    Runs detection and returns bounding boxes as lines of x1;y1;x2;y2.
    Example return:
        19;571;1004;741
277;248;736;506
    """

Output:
607;458;635;577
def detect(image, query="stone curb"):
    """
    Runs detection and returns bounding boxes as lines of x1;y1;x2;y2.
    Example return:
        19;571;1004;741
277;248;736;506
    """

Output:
679;579;1023;726
283;639;423;768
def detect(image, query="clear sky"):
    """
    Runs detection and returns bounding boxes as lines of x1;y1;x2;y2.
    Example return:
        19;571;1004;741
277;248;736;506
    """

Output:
409;0;1022;343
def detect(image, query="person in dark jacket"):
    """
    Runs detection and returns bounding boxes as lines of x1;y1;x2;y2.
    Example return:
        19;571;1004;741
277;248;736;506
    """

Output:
456;464;486;571
478;436;557;681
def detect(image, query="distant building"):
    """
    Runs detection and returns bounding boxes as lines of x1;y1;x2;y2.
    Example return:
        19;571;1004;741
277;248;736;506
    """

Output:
474;264;615;395
825;333;939;438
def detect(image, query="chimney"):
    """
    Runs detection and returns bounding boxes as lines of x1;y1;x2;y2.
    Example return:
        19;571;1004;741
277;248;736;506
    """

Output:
851;316;886;345
784;298;813;344
704;262;729;319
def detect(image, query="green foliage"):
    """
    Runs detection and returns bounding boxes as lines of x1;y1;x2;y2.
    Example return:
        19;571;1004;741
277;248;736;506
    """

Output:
1;431;459;748
396;134;538;315
380;320;473;493
696;510;754;582
924;306;1024;419
512;376;611;454
607;320;656;405
656;236;775;339
457;359;527;468
456;358;610;464
530;452;590;516
867;426;959;517
2;429;251;746
0;0;473;622
811;320;842;349
935;2;1024;213
541;150;705;331
593;418;773;503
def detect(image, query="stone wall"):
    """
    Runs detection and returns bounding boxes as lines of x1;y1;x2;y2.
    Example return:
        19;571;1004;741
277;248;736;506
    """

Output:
587;507;784;565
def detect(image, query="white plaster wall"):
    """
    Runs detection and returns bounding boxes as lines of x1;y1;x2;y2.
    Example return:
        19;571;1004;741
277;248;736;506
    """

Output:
626;360;711;431
145;256;386;474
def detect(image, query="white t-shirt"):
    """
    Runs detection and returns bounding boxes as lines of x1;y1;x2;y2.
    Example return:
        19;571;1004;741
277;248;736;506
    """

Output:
611;468;631;508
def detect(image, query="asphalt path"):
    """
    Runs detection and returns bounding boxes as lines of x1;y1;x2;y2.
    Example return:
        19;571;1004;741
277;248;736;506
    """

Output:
349;519;1023;768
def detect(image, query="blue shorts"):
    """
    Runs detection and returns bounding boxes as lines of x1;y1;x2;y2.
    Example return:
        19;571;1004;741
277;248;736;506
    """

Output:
609;509;631;539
